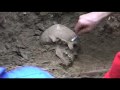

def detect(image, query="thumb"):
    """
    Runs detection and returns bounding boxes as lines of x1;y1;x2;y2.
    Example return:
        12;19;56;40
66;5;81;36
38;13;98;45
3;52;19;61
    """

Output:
77;26;92;35
74;22;84;34
75;22;91;35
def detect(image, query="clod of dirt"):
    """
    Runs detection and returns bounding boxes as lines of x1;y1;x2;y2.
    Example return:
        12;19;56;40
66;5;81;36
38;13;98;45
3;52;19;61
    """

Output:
40;24;80;66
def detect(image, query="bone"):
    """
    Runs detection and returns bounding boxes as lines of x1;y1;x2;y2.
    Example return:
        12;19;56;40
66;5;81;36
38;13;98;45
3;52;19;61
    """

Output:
40;24;76;44
55;45;72;66
40;24;80;66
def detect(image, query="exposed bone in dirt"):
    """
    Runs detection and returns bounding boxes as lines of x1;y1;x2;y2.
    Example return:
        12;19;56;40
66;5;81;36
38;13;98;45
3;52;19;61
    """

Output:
40;24;80;66
0;12;120;78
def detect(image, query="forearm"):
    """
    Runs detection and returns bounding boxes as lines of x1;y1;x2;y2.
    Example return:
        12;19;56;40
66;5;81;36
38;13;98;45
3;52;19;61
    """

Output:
89;12;112;22
75;12;112;35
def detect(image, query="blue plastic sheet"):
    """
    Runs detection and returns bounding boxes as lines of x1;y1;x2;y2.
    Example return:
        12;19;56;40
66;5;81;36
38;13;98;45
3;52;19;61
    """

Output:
0;66;54;78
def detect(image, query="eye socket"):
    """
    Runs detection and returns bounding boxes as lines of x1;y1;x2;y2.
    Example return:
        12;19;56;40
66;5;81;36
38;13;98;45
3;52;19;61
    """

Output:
73;43;78;48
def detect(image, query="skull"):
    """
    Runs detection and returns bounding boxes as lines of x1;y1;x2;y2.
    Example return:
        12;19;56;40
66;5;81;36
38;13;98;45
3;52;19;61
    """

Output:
40;24;80;66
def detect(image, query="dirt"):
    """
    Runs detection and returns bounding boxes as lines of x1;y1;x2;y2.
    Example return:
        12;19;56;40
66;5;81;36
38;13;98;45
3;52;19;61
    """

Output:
0;12;120;78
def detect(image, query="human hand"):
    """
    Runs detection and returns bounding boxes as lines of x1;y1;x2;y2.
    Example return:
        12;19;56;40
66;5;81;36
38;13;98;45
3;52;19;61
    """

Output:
74;12;111;35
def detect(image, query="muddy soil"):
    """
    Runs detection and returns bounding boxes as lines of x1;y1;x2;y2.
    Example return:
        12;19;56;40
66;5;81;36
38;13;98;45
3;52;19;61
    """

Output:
0;12;120;78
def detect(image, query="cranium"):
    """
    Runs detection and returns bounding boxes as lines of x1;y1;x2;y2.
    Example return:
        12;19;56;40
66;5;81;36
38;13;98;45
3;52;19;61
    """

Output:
40;24;80;66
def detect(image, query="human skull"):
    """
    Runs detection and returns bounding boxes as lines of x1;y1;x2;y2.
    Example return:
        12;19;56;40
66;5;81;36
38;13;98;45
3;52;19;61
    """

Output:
40;24;80;66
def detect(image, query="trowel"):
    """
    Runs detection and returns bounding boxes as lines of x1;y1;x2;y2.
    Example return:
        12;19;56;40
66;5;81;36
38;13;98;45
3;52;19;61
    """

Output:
71;36;78;42
71;29;80;42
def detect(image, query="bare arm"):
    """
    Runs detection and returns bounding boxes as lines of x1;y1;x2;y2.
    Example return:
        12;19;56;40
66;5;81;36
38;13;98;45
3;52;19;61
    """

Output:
75;12;112;35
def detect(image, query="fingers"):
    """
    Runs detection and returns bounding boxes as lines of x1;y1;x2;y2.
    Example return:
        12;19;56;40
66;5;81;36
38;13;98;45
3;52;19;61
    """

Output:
74;19;96;35
75;22;93;35
74;22;81;34
77;26;92;35
74;21;90;35
74;19;86;34
75;12;107;35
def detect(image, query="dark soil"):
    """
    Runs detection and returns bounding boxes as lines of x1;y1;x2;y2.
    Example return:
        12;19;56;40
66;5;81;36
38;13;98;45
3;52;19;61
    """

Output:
0;12;120;78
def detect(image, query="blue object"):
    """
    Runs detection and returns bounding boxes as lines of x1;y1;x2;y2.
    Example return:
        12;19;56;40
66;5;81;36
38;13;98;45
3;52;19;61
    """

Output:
0;67;6;75
0;66;54;78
